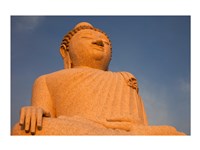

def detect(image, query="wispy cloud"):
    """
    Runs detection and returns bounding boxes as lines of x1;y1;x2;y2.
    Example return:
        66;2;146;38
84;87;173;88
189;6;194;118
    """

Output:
139;78;172;125
178;78;190;93
15;16;44;32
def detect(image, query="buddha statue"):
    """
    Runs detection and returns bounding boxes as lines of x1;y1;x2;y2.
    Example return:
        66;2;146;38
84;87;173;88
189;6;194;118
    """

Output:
12;22;185;135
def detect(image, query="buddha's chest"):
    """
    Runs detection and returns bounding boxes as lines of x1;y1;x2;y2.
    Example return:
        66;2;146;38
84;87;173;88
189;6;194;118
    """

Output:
47;69;138;120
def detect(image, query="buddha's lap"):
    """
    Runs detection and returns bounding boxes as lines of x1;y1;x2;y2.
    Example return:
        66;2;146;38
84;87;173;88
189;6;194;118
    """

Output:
12;116;128;135
12;116;184;135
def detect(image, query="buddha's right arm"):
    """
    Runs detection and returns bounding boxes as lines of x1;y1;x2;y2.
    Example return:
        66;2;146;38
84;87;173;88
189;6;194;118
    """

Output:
19;75;55;135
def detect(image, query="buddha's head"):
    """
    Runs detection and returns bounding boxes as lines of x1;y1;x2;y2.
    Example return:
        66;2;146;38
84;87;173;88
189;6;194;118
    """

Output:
60;22;112;71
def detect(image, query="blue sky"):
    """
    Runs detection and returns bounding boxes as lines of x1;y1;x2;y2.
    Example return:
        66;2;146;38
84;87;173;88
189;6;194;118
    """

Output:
11;16;190;135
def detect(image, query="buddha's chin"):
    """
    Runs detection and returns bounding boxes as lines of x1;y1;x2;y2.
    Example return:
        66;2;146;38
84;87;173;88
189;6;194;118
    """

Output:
93;52;104;61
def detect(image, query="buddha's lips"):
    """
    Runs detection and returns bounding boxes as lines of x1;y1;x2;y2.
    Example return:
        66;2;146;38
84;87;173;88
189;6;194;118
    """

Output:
92;45;104;52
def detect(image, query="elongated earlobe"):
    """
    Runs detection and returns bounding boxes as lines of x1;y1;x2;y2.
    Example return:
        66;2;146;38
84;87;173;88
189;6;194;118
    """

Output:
60;48;72;69
63;55;72;69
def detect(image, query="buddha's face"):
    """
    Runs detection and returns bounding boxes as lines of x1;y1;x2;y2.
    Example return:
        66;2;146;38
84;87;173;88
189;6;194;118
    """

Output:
68;29;112;70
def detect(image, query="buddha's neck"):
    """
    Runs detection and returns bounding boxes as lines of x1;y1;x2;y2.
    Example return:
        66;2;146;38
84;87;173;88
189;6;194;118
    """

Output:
73;66;92;69
72;65;105;70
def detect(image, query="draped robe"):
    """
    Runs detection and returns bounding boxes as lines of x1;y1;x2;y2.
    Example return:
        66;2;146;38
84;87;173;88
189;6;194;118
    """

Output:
46;68;148;131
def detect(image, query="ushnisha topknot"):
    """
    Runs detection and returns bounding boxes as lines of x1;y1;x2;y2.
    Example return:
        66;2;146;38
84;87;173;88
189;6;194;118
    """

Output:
60;22;112;54
74;22;93;29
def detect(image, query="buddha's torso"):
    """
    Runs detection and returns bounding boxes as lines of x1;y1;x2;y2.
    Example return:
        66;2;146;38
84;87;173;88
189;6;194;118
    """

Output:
45;68;147;126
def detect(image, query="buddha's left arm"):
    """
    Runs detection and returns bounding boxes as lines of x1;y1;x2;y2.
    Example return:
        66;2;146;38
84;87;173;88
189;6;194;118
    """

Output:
31;75;56;117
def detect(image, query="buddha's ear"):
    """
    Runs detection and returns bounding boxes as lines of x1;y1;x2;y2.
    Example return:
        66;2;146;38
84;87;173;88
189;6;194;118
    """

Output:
60;47;72;69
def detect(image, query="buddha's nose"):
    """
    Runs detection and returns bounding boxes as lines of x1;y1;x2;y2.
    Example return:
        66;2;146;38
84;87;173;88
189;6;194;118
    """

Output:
92;40;104;47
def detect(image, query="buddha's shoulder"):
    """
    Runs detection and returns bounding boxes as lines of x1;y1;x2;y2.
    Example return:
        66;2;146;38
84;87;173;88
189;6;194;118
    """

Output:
33;69;68;82
115;71;137;80
34;68;105;80
34;69;137;82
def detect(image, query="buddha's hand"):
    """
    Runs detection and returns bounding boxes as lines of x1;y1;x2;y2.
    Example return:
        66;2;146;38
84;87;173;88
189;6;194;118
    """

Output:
19;106;50;135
